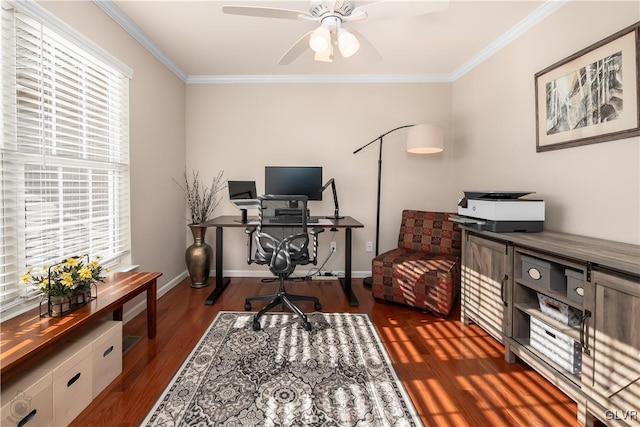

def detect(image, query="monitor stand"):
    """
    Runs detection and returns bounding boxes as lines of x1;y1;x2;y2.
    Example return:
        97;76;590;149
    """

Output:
234;209;248;224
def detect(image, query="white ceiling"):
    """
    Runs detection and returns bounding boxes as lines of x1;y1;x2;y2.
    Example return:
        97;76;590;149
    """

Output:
101;0;564;83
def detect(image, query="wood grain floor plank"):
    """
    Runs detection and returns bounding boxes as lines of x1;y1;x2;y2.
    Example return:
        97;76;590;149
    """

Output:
70;277;582;426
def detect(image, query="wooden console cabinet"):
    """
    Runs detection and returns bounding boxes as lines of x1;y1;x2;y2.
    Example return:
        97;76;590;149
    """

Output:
461;228;640;426
460;232;512;343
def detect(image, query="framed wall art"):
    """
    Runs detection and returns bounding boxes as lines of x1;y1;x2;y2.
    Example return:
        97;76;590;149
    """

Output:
535;22;640;152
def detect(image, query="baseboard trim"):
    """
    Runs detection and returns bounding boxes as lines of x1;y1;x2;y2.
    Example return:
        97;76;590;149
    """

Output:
121;268;371;324
122;270;188;324
222;269;372;278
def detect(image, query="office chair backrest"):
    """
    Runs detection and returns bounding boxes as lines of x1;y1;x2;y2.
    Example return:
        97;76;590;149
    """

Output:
256;195;310;276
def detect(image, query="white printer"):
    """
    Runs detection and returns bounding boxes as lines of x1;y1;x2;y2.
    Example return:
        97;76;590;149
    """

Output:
451;191;544;232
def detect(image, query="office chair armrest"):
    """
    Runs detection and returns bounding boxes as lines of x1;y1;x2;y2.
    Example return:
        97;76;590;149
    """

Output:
245;226;256;264
310;227;325;265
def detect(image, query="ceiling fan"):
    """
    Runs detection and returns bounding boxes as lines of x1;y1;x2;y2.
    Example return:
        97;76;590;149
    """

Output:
222;0;449;64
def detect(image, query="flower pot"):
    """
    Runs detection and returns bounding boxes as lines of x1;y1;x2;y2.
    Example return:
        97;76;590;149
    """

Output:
186;224;213;288
74;288;91;305
49;295;71;317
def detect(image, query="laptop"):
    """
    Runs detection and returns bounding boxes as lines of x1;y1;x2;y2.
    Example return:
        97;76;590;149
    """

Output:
228;180;260;209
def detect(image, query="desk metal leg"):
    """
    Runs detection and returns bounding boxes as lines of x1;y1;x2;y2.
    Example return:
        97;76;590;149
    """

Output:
339;227;359;306
205;226;230;305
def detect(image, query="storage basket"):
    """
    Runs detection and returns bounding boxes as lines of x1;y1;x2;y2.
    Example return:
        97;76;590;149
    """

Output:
530;317;582;375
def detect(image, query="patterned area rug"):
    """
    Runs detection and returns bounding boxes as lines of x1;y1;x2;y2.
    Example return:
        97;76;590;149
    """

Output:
142;312;423;426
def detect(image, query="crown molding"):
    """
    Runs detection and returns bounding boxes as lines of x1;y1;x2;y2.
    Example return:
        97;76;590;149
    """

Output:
93;0;188;82
96;0;566;85
187;74;454;84
451;0;568;80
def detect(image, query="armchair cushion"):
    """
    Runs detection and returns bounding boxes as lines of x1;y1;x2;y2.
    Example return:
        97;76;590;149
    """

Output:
372;210;461;317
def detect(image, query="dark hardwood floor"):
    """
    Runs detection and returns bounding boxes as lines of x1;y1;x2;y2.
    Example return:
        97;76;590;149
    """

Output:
71;277;581;426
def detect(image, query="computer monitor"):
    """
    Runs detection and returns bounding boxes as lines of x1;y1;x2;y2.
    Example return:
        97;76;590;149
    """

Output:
264;166;323;201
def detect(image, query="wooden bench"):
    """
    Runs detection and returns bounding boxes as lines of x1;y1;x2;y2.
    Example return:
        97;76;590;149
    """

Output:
0;271;162;384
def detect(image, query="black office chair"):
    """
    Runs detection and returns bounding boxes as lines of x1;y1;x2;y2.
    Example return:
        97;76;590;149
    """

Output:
245;195;324;331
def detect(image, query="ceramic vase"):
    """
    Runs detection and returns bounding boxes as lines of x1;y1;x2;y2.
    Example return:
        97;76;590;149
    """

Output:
186;224;212;288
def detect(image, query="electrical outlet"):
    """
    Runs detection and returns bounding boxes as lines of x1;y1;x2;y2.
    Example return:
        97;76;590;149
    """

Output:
366;241;373;252
330;241;337;252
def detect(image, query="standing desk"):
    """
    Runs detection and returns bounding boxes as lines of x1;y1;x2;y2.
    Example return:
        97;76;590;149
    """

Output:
199;215;364;306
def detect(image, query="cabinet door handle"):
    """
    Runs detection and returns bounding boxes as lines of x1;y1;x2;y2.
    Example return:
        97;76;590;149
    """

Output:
580;310;592;356
67;372;81;387
103;345;114;358
501;275;508;306
17;409;37;427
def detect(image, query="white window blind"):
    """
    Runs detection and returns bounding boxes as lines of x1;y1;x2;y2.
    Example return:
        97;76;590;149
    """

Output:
1;3;131;318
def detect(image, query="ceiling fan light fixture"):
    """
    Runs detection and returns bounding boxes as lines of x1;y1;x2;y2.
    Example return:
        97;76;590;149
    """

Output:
309;25;331;53
338;28;359;58
314;45;334;62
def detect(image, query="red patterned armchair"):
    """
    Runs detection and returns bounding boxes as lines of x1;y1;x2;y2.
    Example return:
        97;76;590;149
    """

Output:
372;210;462;317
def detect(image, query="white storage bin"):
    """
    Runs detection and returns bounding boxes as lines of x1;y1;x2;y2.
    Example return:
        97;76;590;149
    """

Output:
33;341;93;427
530;316;582;375
1;370;53;427
537;293;582;327
521;255;566;291
72;321;123;398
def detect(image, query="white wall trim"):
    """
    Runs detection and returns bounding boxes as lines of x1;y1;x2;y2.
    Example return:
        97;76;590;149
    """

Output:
222;269;371;279
122;270;187;323
450;0;568;80
187;74;453;84
120;267;369;323
95;0;566;85
92;0;187;82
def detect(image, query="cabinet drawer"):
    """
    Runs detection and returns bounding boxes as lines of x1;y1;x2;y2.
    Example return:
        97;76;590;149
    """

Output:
38;341;93;427
1;370;53;427
73;321;123;398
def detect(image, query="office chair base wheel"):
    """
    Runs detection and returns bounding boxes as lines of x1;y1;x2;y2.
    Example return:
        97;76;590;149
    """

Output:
245;301;252;311
252;320;261;331
314;302;322;311
302;321;312;332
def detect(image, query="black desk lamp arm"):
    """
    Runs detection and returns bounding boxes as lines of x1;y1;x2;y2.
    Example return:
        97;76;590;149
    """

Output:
321;178;344;220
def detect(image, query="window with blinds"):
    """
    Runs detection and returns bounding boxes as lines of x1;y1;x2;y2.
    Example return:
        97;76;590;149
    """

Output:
1;3;131;318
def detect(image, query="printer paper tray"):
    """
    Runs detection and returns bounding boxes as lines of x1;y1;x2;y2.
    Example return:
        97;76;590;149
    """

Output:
450;215;543;233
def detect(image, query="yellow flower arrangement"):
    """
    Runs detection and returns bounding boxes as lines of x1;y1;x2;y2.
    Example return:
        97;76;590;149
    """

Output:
20;255;108;297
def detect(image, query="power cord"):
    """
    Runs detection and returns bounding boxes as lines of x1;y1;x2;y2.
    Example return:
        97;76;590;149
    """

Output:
299;230;338;280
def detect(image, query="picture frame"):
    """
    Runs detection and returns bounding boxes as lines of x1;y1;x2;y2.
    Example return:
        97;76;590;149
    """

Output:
535;22;640;152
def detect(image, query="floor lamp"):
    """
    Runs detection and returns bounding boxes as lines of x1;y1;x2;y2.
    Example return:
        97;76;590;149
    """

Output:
353;123;444;287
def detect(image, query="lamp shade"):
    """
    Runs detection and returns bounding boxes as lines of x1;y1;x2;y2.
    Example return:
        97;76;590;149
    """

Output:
309;25;331;53
406;124;444;154
338;29;360;58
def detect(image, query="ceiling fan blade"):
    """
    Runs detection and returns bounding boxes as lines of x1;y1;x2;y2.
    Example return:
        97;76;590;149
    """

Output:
327;0;338;14
353;0;449;21
348;29;382;63
278;31;313;65
222;5;310;20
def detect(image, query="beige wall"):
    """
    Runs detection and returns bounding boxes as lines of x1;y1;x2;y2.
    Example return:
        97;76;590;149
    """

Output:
39;2;188;296
452;1;640;245
35;0;640;289
186;83;453;274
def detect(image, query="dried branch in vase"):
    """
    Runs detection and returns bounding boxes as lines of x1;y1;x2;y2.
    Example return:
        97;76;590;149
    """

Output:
180;170;226;224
